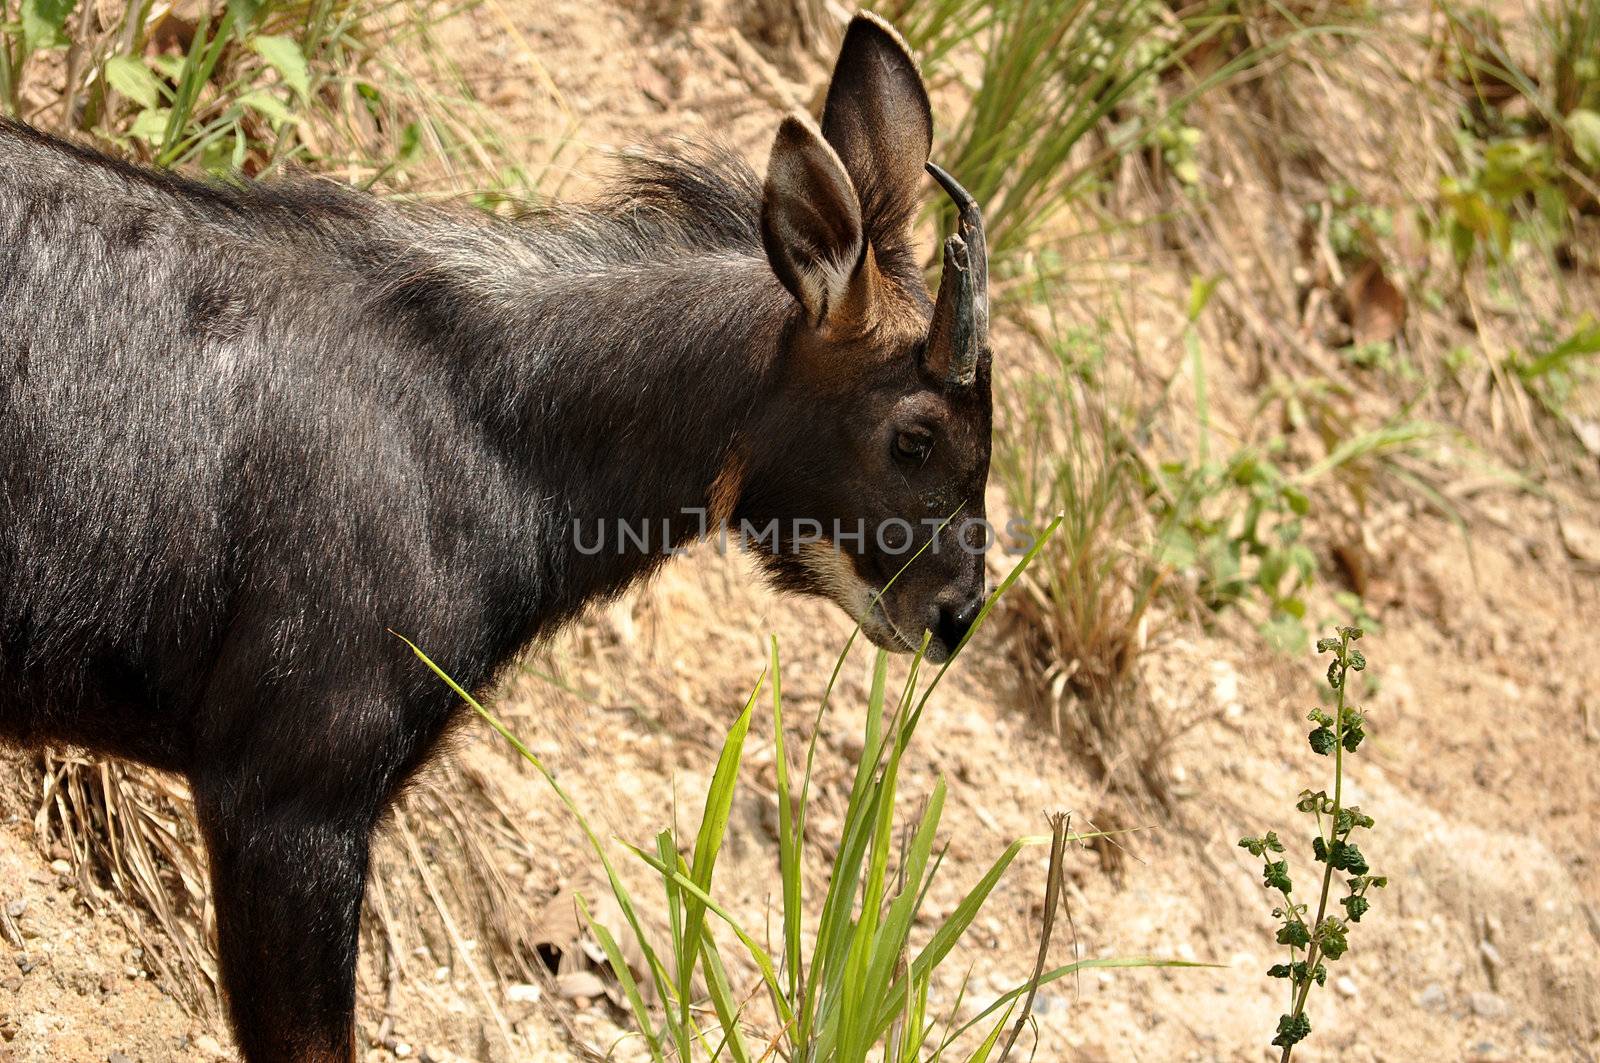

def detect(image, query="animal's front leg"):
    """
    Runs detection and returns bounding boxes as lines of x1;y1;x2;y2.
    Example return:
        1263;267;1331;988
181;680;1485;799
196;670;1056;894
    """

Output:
192;767;377;1063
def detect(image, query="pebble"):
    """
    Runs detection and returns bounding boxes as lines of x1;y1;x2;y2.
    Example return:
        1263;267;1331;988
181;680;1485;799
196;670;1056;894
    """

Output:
1336;975;1359;997
505;982;542;1004
1418;983;1449;1012
556;970;606;1001
108;1053;132;1063
3;902;23;919
193;1034;227;1058
49;860;71;876
1469;990;1508;1018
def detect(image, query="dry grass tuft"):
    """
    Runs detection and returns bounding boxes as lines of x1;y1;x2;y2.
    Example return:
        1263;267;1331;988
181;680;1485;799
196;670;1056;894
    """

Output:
993;303;1176;807
28;747;550;1041
34;753;220;1015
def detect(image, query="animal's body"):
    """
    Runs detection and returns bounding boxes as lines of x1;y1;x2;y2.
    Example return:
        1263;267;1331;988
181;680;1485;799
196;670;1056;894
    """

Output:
0;14;992;1061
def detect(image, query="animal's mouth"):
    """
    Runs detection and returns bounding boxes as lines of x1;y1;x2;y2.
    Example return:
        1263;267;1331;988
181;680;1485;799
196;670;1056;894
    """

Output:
787;542;949;662
860;593;949;662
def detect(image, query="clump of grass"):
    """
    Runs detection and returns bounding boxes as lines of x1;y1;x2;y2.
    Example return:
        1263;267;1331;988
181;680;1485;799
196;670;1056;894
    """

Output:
403;526;1208;1060
890;0;1285;288
1239;626;1386;1060
32;751;219;1014
994;297;1168;797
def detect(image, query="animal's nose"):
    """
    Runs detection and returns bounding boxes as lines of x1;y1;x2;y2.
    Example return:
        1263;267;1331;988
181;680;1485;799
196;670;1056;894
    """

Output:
934;595;983;655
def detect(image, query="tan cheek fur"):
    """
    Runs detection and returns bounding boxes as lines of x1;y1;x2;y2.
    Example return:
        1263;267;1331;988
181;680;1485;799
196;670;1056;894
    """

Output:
706;448;745;529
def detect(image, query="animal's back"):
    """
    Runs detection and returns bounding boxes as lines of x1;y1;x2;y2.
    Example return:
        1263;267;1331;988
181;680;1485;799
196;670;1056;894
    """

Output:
0;123;479;761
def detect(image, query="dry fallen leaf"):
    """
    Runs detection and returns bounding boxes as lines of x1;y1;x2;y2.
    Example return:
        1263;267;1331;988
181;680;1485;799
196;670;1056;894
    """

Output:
1345;259;1407;346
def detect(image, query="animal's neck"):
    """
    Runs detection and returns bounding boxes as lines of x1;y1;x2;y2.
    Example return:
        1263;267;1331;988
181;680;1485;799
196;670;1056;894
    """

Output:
433;248;794;617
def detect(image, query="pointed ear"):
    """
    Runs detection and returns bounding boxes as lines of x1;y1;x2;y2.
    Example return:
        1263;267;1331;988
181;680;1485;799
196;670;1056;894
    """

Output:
820;13;933;243
761;113;870;327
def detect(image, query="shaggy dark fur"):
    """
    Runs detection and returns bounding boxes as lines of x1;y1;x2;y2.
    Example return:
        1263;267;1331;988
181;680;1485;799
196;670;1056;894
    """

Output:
0;16;992;1061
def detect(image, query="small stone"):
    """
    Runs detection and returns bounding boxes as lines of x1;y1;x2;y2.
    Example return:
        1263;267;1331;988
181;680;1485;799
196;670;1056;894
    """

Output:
505;982;542;1004
1335;975;1359;997
108;1053;133;1063
193;1034;227;1058
1;976;20;993
1418;983;1448;1012
1469;990;1507;1018
556;970;607;1001
13;956;33;975
3;902;23;919
392;1043;412;1058
49;860;71;876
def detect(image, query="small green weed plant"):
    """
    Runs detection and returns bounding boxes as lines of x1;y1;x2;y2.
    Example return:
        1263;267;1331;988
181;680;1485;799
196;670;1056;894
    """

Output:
1240;627;1386;1060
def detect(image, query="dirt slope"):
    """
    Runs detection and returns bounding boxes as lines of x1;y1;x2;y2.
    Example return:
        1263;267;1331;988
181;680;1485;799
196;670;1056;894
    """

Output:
2;1;1597;1061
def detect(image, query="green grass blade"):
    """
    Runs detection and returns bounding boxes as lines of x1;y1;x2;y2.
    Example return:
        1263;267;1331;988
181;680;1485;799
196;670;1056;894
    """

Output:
678;672;762;1029
697;925;753;1063
620;842;793;1029
938;957;1221;1054
577;894;666;1061
394;632;679;1053
770;637;804;1006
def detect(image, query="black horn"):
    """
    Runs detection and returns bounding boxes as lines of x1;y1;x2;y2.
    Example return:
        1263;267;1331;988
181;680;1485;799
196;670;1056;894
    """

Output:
923;161;988;388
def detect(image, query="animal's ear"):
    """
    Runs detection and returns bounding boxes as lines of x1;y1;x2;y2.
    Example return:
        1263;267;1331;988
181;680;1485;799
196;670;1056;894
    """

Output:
761;113;871;328
820;13;933;243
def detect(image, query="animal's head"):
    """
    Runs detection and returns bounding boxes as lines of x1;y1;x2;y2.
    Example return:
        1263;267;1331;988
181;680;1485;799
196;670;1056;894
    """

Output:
735;13;993;663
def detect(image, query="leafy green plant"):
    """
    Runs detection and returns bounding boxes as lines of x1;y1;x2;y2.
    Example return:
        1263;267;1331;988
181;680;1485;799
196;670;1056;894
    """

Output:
1152;436;1316;650
1148;284;1448;651
1505;314;1600;419
402;528;1208;1060
1437;136;1566;268
1144;282;1315;650
1;0;532;191
1240;627;1386;1060
1309;181;1395;265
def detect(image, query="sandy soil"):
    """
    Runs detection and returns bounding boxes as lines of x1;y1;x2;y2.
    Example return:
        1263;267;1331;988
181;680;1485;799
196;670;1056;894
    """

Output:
1;1;1597;1061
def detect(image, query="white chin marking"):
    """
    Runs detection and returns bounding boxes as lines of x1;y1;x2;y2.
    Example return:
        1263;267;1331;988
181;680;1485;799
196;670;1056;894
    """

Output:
795;543;919;654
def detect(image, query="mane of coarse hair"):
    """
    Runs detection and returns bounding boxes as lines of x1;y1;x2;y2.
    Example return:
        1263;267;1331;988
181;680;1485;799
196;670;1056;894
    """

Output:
517;139;768;264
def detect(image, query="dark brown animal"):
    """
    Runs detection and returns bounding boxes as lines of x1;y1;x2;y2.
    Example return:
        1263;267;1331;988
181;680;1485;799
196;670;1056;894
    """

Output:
0;13;992;1060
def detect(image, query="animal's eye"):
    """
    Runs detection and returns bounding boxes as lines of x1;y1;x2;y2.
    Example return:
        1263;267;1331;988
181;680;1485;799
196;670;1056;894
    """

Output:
892;429;933;466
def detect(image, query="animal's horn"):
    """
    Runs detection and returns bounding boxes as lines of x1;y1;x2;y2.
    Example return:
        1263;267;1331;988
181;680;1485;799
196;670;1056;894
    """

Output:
923;161;988;389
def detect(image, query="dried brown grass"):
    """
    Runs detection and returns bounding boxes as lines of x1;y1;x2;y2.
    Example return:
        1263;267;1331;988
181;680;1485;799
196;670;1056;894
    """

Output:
26;747;550;1044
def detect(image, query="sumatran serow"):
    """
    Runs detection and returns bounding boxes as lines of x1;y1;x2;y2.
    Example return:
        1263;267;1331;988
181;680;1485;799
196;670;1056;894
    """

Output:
0;12;993;1063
